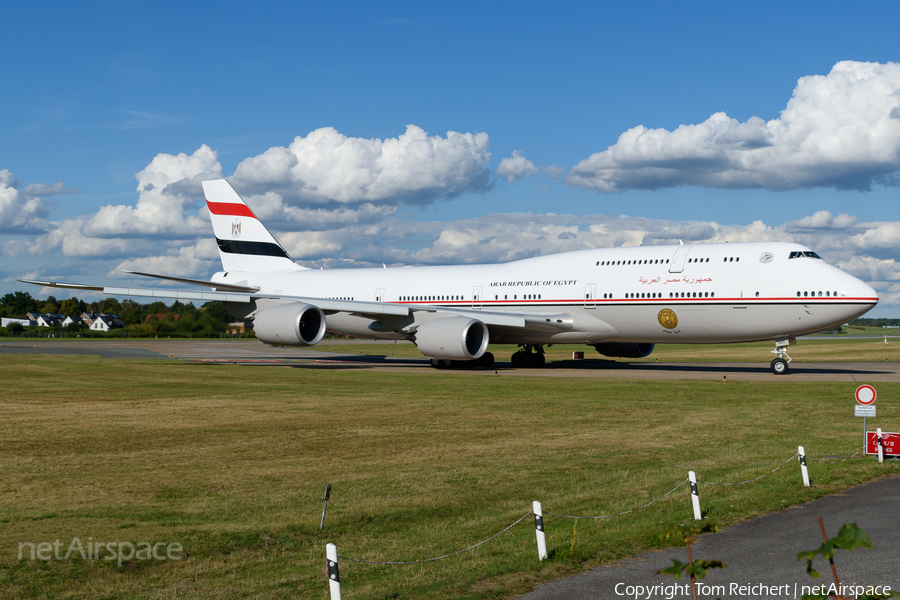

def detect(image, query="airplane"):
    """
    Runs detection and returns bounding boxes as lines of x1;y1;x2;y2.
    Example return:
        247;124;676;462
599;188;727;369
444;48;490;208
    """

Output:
21;179;879;374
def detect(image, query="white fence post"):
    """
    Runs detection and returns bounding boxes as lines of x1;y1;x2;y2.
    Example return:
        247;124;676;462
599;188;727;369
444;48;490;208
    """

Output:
688;471;702;520
798;446;810;487
533;501;548;560
877;428;884;463
326;543;342;600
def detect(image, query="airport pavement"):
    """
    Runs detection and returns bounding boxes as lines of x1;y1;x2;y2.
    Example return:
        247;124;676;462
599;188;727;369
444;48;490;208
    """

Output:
519;475;900;600
2;340;899;381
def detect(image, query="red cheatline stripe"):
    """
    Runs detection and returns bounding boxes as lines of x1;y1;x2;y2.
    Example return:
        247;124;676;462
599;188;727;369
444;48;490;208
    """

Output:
206;201;257;218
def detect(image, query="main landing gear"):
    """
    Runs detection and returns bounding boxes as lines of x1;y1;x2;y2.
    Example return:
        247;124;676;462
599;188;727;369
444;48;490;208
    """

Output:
511;344;545;368
430;352;495;369
770;339;792;375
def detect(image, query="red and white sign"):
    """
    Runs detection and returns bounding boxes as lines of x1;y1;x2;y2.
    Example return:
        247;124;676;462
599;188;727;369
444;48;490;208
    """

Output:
856;385;877;405
866;431;900;456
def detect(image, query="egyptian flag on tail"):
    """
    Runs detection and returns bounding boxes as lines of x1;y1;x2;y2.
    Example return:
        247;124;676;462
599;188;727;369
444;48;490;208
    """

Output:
202;179;305;273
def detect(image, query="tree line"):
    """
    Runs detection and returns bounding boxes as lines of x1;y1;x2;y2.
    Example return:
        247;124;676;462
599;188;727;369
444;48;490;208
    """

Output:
0;291;244;338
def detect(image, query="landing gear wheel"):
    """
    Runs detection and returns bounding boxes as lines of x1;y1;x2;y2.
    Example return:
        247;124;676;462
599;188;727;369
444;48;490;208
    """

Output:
771;358;789;375
430;358;441;368
511;346;545;368
478;352;494;368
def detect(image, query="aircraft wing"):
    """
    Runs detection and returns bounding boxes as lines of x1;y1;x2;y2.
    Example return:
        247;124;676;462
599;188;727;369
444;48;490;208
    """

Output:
18;278;533;328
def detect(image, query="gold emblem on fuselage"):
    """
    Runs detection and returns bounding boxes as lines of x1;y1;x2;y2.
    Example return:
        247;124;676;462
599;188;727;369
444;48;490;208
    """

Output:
658;308;678;329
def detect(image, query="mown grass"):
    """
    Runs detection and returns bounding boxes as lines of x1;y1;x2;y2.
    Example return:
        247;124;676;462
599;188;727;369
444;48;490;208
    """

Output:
1;354;898;599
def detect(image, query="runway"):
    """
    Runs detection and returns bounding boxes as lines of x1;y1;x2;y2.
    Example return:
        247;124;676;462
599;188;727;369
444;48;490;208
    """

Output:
2;339;899;381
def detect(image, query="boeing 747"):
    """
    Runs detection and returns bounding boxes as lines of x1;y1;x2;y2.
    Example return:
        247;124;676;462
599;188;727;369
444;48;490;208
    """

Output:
22;179;879;374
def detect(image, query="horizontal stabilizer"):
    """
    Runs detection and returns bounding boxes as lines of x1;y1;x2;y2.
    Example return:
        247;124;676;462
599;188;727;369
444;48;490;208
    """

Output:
17;279;252;303
17;279;105;292
123;271;259;293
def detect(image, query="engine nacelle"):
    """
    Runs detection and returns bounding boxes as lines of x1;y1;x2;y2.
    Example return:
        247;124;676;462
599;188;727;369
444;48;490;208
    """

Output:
414;317;489;360
253;302;326;347
592;342;655;358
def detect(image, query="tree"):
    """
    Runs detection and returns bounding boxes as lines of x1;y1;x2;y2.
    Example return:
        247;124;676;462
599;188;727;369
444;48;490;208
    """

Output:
59;297;82;317
1;291;40;317
41;295;60;314
118;299;146;326
147;301;167;314
201;301;231;322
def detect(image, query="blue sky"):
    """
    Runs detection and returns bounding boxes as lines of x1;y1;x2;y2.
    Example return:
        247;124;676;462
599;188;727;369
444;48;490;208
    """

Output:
2;1;900;316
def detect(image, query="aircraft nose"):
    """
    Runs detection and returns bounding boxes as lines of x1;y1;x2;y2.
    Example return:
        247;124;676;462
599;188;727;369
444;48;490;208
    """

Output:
854;277;879;304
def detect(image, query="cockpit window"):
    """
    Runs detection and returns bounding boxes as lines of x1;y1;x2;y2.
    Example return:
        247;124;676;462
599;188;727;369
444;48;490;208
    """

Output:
789;251;822;259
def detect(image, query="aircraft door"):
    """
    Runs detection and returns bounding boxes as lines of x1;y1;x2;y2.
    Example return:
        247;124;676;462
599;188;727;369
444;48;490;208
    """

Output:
472;286;483;309
584;283;597;308
669;245;692;273
375;287;385;302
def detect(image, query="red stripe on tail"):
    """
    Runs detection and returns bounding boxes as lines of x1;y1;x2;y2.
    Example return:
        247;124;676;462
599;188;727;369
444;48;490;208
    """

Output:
207;201;257;218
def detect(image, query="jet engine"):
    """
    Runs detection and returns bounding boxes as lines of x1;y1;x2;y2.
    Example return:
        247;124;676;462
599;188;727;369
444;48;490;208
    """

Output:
253;302;327;347
414;317;489;360
591;342;655;358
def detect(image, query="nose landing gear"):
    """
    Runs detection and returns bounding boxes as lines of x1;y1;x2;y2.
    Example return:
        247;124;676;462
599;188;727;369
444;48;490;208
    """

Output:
770;339;793;374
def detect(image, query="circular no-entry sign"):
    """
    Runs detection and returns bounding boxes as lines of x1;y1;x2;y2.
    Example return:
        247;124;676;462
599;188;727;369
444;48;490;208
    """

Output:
856;385;877;405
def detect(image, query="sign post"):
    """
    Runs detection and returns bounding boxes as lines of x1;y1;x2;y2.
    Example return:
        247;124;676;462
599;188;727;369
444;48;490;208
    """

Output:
855;385;877;454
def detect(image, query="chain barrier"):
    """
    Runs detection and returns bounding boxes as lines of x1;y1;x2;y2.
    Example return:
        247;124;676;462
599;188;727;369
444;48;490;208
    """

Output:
810;451;861;464
543;479;689;520
699;452;798;486
334;446;869;565
337;511;533;565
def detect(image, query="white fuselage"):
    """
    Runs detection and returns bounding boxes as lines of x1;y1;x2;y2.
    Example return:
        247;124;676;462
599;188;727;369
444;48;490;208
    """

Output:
214;241;878;346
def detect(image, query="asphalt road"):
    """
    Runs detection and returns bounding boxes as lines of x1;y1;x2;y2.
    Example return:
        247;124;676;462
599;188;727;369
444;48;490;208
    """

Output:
519;475;900;600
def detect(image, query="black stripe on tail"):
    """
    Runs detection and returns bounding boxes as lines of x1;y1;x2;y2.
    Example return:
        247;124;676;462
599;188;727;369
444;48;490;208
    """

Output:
216;237;292;259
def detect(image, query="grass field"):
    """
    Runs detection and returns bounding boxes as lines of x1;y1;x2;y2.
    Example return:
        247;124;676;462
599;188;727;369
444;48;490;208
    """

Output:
1;352;899;599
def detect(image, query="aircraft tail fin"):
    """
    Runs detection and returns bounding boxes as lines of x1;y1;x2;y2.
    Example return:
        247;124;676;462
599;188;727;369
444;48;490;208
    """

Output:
202;179;305;273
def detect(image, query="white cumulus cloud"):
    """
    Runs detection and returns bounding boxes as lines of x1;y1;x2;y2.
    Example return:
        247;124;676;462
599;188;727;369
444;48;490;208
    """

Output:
0;169;55;233
111;244;216;279
567;61;900;193
82;145;222;237
232;125;492;205
496;150;538;183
